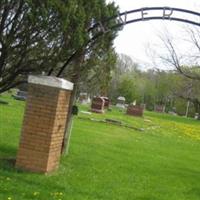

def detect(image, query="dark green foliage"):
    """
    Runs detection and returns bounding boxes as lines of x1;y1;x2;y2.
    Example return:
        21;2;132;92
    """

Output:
0;0;120;93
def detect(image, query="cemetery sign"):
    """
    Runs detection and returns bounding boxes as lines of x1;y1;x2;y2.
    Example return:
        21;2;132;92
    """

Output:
91;7;200;35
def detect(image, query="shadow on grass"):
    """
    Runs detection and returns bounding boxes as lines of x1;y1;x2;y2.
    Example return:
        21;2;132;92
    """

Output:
0;99;9;105
0;157;17;172
0;144;18;171
0;143;17;155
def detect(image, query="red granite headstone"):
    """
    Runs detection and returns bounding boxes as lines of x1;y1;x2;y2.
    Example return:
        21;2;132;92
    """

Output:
91;97;105;113
127;105;144;117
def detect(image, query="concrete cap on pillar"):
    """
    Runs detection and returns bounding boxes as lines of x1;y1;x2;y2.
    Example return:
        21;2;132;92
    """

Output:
28;75;73;91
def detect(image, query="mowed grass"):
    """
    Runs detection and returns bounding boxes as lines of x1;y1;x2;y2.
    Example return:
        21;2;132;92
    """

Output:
0;94;200;200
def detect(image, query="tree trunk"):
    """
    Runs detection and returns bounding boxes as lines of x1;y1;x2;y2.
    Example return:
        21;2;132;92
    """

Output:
185;101;190;117
193;100;200;120
61;76;78;154
61;52;84;154
197;103;200;120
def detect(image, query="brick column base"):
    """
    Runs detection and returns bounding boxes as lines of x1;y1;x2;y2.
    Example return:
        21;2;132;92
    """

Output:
16;76;73;173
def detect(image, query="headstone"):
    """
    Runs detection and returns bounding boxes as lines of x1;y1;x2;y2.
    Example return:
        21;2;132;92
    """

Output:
154;105;165;113
91;97;105;113
116;96;126;109
12;90;27;101
127;105;144;117
168;107;177;115
102;97;110;109
16;75;73;173
79;92;91;104
194;113;199;120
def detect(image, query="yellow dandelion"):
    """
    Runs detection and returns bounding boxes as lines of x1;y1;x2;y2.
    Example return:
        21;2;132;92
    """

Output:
33;192;39;196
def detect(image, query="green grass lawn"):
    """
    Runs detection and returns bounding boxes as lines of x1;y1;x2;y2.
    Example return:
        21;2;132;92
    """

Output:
0;94;200;200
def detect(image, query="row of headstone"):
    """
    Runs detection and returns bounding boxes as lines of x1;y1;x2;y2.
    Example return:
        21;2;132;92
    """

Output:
84;93;174;117
90;96;145;117
116;97;144;117
91;96;128;113
89;95;199;120
127;104;167;117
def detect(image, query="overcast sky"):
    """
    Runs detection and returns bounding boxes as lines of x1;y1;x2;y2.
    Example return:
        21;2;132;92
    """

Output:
107;0;200;70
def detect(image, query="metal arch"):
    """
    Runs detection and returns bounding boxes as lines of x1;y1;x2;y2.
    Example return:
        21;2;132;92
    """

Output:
114;7;200;21
113;17;200;29
56;7;200;77
89;7;200;33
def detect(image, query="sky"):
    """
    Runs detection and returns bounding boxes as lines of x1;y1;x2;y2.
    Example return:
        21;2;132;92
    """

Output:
107;0;200;70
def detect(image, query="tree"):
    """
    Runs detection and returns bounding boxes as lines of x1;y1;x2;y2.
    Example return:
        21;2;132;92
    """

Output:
55;0;120;153
0;0;120;93
78;48;117;97
108;54;140;102
0;0;121;152
159;33;200;81
157;28;200;118
171;74;200;117
0;0;72;92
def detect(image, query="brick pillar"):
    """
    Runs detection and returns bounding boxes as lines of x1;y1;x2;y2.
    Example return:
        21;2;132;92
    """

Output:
16;75;73;173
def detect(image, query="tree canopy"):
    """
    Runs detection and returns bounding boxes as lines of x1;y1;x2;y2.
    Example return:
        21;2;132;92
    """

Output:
0;0;120;93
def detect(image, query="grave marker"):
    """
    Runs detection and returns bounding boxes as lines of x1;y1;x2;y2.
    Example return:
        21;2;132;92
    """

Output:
194;113;199;120
79;92;90;104
91;97;105;113
127;105;144;117
116;96;126;109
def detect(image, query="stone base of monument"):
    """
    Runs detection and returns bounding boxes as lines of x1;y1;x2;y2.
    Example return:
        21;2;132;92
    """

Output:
127;105;144;117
